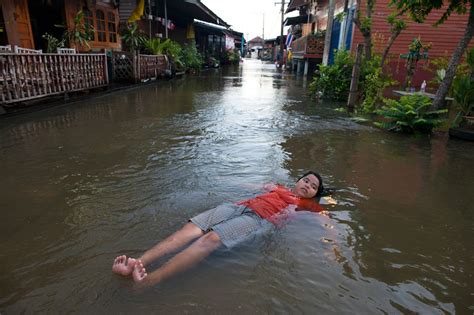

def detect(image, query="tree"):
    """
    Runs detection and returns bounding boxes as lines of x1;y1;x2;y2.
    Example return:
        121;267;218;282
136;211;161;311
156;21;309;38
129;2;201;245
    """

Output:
390;0;474;109
353;0;375;60
380;12;407;68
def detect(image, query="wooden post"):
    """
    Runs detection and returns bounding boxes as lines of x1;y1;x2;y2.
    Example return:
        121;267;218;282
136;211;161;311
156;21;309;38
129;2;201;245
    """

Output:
279;0;285;67
134;52;139;83
103;53;109;85
322;0;336;65
347;43;364;112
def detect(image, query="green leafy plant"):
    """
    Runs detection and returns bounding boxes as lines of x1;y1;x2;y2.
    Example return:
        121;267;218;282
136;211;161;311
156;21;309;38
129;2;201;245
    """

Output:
180;44;203;72
430;53;469;81
335;12;347;23
452;76;474;127
62;10;95;49
361;67;395;113
309;50;354;101
160;39;184;72
208;56;219;66
402;37;431;89
375;95;447;133
359;54;397;113
161;39;182;59
450;48;474;127
145;37;166;55
42;33;65;53
226;49;240;64
121;22;147;53
312;30;326;39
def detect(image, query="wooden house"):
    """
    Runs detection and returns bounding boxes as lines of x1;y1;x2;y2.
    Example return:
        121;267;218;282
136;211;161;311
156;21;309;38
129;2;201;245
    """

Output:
193;20;244;62
0;0;120;52
286;0;472;86
247;36;264;58
117;0;229;46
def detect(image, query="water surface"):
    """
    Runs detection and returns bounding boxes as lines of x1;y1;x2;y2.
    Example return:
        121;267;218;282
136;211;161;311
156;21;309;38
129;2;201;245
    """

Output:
0;59;473;313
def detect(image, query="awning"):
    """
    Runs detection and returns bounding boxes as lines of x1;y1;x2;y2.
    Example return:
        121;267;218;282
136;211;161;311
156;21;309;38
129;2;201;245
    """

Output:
283;14;312;26
194;20;228;35
285;0;309;13
264;38;277;44
275;35;287;45
194;20;244;42
164;0;230;28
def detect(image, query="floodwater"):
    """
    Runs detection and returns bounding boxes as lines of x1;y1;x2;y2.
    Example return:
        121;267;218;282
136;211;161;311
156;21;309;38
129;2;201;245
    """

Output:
0;59;473;314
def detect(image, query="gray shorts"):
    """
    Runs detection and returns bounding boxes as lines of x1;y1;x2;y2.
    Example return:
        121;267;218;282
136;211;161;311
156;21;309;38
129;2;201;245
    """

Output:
190;203;271;248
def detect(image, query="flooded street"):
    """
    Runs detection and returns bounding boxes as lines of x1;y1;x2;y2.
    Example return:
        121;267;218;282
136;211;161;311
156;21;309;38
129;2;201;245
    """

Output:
0;59;473;313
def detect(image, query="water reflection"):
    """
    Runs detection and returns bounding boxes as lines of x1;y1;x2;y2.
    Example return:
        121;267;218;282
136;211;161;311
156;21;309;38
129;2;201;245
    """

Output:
0;59;473;313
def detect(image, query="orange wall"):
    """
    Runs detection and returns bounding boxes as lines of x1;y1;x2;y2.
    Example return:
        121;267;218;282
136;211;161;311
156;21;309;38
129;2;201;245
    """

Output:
351;0;472;60
349;0;473;88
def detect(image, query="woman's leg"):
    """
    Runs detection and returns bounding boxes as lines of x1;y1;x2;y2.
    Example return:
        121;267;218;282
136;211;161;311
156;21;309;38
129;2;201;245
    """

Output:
112;222;204;276
138;222;205;266
133;231;222;286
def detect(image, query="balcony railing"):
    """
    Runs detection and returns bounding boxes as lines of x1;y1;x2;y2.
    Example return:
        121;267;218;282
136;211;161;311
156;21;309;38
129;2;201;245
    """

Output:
290;34;325;59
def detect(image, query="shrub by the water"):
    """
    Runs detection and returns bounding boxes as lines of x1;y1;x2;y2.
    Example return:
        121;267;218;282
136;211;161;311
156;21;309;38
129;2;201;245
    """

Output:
180;44;204;71
309;50;354;101
375;94;447;133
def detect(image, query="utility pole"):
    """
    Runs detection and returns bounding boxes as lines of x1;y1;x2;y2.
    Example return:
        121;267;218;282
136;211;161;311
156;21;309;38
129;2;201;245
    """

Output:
262;13;265;40
322;0;335;65
148;0;152;38
164;0;168;39
275;0;286;67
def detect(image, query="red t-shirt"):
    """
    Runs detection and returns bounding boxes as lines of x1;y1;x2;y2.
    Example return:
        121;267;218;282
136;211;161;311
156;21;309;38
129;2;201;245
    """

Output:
237;185;324;220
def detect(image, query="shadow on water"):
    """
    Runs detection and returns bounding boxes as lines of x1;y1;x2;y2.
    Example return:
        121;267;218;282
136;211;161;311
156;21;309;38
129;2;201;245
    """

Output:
0;59;473;313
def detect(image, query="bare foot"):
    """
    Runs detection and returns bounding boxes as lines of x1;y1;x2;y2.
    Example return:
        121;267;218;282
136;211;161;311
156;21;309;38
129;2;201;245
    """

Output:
132;259;148;283
112;255;136;276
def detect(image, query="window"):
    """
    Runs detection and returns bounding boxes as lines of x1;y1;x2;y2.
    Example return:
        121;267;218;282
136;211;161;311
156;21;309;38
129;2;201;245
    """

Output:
107;12;116;43
79;6;118;47
83;9;95;41
96;9;106;42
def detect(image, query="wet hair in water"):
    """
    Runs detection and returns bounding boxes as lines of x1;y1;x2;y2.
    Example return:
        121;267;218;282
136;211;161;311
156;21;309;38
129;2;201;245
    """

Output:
297;171;324;198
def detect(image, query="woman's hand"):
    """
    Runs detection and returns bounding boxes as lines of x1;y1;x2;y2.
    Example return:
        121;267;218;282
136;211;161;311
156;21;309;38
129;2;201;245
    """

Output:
263;183;277;191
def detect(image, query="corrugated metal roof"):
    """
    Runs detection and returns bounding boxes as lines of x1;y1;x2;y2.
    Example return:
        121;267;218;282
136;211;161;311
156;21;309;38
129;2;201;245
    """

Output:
286;0;310;13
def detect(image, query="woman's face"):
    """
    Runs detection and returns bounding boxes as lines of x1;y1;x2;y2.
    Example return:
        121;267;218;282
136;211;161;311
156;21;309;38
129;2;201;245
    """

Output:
294;174;320;199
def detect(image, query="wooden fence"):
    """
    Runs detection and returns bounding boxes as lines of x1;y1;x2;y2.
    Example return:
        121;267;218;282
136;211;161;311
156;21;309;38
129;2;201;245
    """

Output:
112;52;168;82
0;53;108;104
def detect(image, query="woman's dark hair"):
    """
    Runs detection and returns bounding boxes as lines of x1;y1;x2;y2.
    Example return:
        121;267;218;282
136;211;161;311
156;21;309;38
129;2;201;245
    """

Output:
298;171;324;198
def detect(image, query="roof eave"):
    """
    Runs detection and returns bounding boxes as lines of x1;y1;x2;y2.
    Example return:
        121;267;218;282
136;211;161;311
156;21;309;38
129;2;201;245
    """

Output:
184;0;230;28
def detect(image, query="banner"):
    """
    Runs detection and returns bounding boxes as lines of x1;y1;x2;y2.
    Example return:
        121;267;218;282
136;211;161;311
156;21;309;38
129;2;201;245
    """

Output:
157;17;176;30
285;34;294;48
128;0;145;23
225;35;234;50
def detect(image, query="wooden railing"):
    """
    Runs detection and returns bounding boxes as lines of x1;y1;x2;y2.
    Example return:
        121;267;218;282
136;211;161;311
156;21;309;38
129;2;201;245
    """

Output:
0;53;108;104
112;52;168;82
291;34;325;59
139;54;167;81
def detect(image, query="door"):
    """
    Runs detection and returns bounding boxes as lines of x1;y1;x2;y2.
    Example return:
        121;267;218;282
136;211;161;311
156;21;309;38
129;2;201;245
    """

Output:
328;18;341;65
3;0;34;48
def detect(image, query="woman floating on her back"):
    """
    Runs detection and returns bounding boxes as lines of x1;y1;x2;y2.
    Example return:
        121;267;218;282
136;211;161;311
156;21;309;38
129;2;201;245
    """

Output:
112;171;326;287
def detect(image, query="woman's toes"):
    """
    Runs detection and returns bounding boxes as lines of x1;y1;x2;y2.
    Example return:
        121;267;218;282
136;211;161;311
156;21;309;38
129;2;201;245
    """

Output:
127;258;136;268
